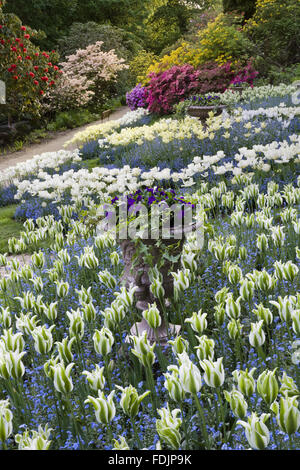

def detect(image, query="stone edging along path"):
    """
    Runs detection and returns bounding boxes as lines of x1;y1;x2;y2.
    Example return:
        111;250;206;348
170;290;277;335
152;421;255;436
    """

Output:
0;106;130;172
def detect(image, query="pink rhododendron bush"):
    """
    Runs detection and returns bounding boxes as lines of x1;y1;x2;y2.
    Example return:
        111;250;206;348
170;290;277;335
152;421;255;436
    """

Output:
144;61;258;115
49;41;128;111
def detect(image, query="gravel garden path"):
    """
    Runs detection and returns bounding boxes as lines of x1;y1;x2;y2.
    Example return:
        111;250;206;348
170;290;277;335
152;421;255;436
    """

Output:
0;106;130;172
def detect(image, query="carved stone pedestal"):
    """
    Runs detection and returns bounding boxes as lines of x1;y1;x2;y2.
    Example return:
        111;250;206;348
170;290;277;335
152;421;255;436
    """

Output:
119;237;183;345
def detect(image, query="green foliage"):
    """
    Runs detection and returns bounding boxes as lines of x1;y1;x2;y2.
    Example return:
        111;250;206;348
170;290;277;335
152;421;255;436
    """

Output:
46;109;101;132
243;0;300;71
263;63;300;86
0;205;24;254
57;23;143;62
144;0;200;54
223;0;256;20
129;50;158;85
3;0;153;49
3;0;77;49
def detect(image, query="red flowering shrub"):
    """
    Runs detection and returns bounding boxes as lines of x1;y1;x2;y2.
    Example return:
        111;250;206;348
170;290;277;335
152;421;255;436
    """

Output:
230;61;259;87
145;60;259;115
0;2;60;123
194;61;236;95
146;64;202;115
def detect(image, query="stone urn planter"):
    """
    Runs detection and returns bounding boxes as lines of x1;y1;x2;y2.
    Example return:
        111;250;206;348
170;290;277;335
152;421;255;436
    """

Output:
94;187;201;346
187;105;227;121
118;222;198;346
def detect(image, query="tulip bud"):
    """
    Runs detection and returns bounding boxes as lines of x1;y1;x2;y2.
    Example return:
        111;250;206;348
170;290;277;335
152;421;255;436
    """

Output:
282;261;299;282
98;270;117;290
0;350;26;380
15;291;35;310
115;285;137;309
214;304;225;326
30;276;44;293
271;225;285;247
245;213;255;228
149;277;165;301
270;396;300;435
185;310;207;334
77;246;99;269
53;260;64;278
112;436;130;450
273;261;288;281
85;390;116;424
43;302;58;322
279;372;299;398
225;295;242;320
19;265;33;282
93;327;114;356
239;279;254;302
156;404;182;450
0;328;24;353
224;388;248;419
238;246;247;260
256;270;277;292
55;337;76;364
52;362;74;395
257;369;278;405
82;365;106;391
81;302;96;323
293;219;300;234
0;400;13;442
110;251;120;267
117;384;150;418
43;356;59;380
270;296;295;323
101;309;117;331
252;303;273;325
178;352;202;395
0;307;11;329
31;251;45;270
237;412;270;450
292;309;300;335
200;357;225;388
195;335;215;361
249;320;265;348
76;286;93;305
232;368;256;397
256;233;268;252
67;309;84;340
0;254;7;267
227;318;243;340
181;252;197;274
15;424;52;450
215;286;230;304
171;269;191;300
55;280;69;299
58;249;70;265
130;331;156;368
164;366;185;402
168;335;189;356
142;303;162;330
47;268;59;283
228;265;242;285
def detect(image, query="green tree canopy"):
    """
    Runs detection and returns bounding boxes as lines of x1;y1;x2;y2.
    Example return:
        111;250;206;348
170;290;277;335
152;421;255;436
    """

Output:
3;0;153;49
223;0;256;20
